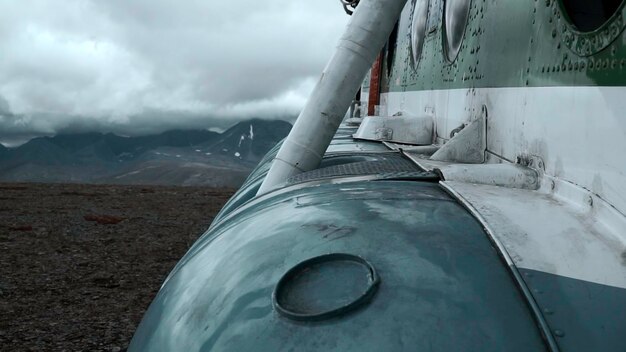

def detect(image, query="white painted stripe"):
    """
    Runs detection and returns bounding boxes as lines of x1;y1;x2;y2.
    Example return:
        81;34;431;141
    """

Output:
443;180;626;289
382;86;626;218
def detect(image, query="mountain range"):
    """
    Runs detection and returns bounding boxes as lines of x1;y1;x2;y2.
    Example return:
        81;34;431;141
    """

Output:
0;119;291;187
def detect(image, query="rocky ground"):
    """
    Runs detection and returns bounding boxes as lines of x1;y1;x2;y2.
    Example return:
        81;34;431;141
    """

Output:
0;183;235;351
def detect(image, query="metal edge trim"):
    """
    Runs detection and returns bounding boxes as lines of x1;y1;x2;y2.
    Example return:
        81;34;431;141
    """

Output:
439;181;560;352
400;148;433;171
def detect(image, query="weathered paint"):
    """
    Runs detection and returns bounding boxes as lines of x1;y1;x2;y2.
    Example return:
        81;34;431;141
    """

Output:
130;181;547;351
520;269;626;351
440;180;626;289
382;0;626;92
382;86;626;225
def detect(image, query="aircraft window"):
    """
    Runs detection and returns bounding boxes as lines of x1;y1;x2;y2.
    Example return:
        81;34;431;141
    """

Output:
560;0;624;32
443;0;471;63
411;0;430;69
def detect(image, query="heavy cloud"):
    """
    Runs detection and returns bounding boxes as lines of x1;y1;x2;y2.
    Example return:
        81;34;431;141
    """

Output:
0;0;348;144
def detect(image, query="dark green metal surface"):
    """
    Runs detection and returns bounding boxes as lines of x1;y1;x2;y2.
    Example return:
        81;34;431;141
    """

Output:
130;181;547;351
520;269;626;351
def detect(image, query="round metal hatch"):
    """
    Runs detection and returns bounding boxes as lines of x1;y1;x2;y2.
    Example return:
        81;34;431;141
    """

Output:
272;253;380;321
443;0;471;63
411;0;431;69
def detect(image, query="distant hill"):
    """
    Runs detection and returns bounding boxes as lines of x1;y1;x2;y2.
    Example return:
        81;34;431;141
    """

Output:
0;119;291;187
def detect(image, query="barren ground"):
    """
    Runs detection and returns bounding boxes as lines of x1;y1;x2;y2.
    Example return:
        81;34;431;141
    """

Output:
0;183;235;351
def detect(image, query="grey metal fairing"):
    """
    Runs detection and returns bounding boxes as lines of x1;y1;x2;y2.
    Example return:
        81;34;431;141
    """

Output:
130;181;547;351
440;180;626;351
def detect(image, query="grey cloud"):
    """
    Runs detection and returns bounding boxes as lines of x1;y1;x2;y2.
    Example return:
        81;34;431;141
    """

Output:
0;0;348;142
0;95;10;115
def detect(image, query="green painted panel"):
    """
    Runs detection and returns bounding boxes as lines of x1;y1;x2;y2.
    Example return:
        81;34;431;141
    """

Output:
521;269;626;351
382;0;626;92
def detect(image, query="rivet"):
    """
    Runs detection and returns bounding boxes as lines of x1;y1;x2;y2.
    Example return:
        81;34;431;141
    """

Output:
587;196;594;206
543;308;554;315
550;180;556;190
554;330;565;337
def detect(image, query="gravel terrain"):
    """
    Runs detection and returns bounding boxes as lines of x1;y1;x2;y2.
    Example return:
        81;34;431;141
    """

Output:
0;183;235;351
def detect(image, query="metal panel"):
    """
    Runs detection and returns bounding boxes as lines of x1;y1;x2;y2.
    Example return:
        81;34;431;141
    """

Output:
384;86;626;218
130;181;547;351
440;180;626;288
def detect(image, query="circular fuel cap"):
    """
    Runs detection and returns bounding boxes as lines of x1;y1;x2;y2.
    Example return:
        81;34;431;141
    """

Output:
272;253;379;321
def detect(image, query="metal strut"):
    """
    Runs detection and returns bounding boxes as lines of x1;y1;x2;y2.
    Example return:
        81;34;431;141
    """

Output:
257;0;409;195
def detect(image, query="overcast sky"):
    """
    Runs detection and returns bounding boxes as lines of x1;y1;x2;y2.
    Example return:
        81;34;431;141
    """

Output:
0;0;349;144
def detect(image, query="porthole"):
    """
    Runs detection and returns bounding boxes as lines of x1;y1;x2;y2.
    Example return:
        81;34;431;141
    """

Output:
557;0;626;56
410;0;430;69
560;0;624;32
443;0;471;63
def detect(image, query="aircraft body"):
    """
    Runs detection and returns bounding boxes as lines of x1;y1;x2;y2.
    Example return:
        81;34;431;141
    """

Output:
130;0;626;350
